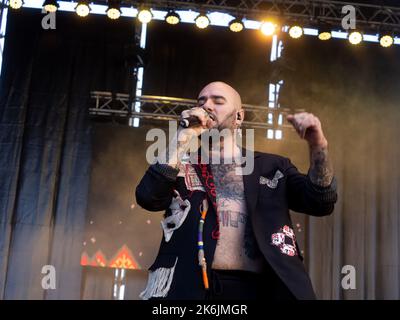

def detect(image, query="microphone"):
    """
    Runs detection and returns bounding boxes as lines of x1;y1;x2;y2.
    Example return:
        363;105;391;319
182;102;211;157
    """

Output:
179;115;202;128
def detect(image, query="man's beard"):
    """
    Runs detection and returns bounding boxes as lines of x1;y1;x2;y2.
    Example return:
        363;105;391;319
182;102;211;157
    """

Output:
215;110;237;131
198;110;238;153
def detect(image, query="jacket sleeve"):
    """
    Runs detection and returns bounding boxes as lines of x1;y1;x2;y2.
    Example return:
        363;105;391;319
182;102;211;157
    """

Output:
135;162;179;212
284;157;338;216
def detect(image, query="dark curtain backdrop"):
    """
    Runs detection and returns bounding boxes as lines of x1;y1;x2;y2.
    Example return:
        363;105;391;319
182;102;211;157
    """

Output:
279;34;400;299
0;8;133;299
143;21;273;104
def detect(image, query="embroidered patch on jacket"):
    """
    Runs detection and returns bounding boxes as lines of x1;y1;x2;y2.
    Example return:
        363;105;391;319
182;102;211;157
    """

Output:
177;163;205;192
161;191;191;242
271;225;297;257
259;169;284;189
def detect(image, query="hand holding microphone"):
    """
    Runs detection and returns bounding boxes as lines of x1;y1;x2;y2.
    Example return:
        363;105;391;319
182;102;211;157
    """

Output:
179;107;214;135
179;115;202;128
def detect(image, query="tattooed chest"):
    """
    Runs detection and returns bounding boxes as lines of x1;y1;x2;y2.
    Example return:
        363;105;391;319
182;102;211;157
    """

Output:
210;164;245;200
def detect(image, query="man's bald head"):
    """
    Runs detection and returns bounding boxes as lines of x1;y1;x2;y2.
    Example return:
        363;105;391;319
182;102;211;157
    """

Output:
198;81;242;111
197;81;244;130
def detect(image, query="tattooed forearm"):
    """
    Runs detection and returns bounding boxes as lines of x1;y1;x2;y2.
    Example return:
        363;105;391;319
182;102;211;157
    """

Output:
308;144;334;187
163;130;196;169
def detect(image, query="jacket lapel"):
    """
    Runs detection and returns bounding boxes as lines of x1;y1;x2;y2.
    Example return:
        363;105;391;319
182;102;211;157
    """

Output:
242;150;261;217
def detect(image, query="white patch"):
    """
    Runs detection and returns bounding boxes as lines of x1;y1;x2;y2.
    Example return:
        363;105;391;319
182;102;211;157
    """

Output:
161;192;191;242
139;257;178;300
260;170;284;189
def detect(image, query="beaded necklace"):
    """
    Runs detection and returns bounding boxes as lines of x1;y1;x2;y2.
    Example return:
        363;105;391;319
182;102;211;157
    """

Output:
198;198;209;290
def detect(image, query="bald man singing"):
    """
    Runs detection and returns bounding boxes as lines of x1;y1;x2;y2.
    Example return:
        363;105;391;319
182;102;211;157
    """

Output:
136;81;337;300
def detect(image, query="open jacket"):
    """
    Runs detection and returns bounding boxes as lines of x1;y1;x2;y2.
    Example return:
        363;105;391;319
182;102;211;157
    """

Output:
135;151;337;300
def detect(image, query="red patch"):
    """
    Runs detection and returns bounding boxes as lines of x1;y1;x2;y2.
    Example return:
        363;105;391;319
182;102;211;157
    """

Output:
271;225;297;257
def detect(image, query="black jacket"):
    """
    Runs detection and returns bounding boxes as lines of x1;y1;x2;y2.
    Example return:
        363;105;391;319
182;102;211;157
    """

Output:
136;151;337;300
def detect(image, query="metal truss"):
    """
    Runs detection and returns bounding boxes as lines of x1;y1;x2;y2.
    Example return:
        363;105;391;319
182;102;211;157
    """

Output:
110;0;400;32
90;91;294;130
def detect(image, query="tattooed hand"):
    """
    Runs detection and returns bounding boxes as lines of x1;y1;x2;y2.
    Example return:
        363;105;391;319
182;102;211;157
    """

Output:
286;112;327;148
161;108;213;169
287;112;333;187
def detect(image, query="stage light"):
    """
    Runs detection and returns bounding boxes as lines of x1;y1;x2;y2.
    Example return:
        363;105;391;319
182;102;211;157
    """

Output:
106;1;121;20
229;18;244;32
289;25;303;39
379;34;394;48
195;13;210;29
318;30;331;40
9;0;23;9
107;7;120;20
318;31;331;40
348;30;363;45
260;21;277;36
75;1;90;17
165;10;180;25
43;0;58;13
138;7;153;24
317;24;332;40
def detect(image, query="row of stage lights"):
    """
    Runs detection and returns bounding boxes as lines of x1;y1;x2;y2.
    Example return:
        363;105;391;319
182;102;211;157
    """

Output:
8;0;397;48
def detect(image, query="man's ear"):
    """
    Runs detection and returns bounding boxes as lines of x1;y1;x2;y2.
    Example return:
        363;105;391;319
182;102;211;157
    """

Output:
236;109;244;126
